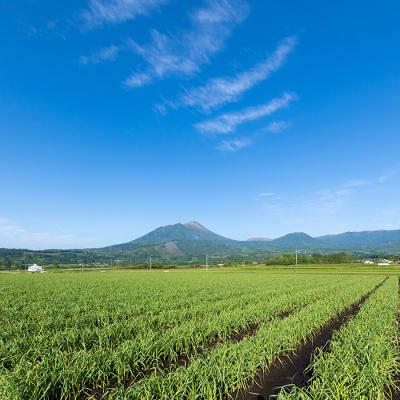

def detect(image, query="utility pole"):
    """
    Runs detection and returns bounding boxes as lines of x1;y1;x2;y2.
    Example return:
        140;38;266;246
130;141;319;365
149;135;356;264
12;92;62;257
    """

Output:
295;250;298;267
206;254;208;271
149;256;152;270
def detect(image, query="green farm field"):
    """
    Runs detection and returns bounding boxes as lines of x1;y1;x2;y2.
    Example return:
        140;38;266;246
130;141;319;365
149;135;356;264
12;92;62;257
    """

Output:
1;266;399;399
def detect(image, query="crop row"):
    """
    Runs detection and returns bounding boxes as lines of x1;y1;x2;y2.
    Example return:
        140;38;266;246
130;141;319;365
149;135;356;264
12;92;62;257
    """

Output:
0;273;360;399
103;276;381;399
277;276;399;400
0;272;310;366
79;276;357;399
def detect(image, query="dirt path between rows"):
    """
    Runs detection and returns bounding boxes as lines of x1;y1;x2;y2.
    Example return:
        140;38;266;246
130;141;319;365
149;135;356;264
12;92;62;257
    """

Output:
234;277;388;400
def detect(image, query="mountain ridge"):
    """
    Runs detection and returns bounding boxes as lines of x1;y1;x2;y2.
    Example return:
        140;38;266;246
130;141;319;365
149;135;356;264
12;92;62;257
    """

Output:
1;222;400;265
96;222;400;258
103;221;236;252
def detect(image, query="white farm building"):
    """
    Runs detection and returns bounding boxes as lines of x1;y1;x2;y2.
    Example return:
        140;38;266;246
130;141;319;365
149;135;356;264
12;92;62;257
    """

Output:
28;264;44;273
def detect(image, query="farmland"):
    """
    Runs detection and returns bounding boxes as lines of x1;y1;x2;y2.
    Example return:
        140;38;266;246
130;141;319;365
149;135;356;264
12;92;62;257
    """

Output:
0;268;399;399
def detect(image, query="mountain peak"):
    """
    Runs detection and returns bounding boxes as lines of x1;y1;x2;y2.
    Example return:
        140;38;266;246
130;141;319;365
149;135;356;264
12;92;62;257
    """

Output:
283;232;313;239
271;232;319;249
106;220;235;251
183;221;208;231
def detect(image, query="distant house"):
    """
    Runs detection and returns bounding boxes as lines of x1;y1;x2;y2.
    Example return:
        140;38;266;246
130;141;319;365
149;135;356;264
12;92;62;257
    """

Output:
378;259;393;266
28;264;44;273
363;260;374;265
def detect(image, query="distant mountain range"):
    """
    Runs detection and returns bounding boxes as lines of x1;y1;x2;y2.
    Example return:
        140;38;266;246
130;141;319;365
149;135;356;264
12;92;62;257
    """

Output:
2;221;400;265
94;221;400;260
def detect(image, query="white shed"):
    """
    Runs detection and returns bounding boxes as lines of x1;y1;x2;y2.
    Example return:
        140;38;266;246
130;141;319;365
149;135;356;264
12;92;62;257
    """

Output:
28;264;44;273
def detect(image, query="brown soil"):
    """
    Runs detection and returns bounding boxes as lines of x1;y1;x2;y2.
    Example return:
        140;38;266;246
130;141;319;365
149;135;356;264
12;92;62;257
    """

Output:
234;278;388;400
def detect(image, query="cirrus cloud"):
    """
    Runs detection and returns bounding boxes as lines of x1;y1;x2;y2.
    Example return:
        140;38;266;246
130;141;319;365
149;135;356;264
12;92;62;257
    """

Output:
195;92;296;135
218;137;252;152
79;44;120;65
179;36;297;112
81;0;170;30
124;0;250;88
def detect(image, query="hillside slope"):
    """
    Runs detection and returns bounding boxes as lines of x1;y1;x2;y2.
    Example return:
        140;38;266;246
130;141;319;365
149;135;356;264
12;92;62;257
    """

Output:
317;230;400;251
2;224;400;265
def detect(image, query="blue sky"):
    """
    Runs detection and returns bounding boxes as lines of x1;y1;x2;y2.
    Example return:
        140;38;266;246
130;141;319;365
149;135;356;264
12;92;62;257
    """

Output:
1;0;400;249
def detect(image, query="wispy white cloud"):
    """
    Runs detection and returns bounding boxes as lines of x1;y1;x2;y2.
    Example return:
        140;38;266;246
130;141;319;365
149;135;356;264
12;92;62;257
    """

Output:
259;192;275;197
262;166;400;219
195;92;296;135
217;119;291;153
378;166;399;183
265;120;291;133
309;167;400;215
81;0;170;30
218;137;252;152
124;0;250;88
258;167;400;236
124;71;152;87
0;217;96;250
342;179;369;189
257;184;361;235
80;44;120;65
153;102;168;115
307;188;356;215
179;36;297;112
